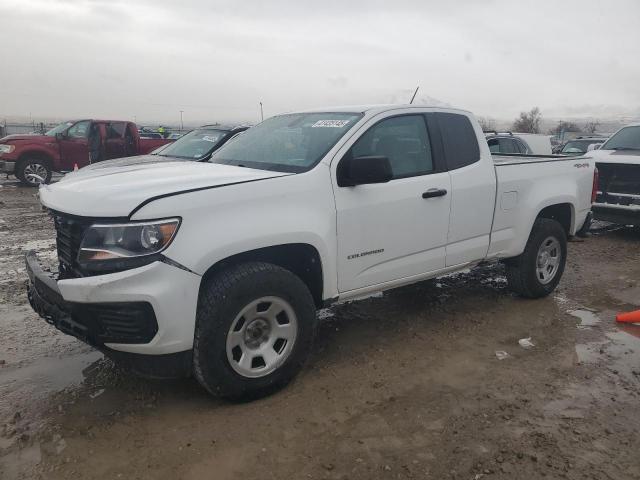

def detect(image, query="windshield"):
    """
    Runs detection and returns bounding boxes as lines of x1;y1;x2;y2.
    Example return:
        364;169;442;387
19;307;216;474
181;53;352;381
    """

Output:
562;140;593;153
155;128;228;159
45;121;73;136
602;126;640;151
210;112;363;172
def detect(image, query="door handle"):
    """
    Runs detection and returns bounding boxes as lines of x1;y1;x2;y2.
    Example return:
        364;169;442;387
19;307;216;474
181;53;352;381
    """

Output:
422;188;448;199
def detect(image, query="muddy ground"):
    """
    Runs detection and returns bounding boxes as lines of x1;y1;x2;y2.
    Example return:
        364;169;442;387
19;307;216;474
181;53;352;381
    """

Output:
1;176;639;480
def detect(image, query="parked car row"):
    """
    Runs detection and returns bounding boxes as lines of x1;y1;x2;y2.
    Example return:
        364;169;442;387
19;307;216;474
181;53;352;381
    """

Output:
0;120;173;186
484;131;553;155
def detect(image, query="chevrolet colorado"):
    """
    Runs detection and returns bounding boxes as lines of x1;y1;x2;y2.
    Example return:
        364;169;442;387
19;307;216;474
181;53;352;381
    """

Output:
25;105;596;399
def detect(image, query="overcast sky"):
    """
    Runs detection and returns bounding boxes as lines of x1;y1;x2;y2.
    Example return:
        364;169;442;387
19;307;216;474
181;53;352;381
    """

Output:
1;0;639;125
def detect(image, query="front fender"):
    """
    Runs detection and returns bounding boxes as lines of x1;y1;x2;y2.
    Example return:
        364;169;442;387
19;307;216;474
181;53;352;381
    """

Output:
16;143;59;169
131;168;339;300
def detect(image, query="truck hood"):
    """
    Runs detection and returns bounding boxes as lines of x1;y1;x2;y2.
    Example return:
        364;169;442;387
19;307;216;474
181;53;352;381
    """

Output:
79;154;191;169
589;148;640;165
1;133;49;143
39;161;291;217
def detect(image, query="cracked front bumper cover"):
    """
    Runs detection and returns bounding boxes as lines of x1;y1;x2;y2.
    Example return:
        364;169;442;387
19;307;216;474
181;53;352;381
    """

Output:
25;251;192;378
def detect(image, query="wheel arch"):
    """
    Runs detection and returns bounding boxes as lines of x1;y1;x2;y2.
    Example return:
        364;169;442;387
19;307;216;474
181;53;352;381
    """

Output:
17;149;55;169
200;243;324;308
535;202;574;237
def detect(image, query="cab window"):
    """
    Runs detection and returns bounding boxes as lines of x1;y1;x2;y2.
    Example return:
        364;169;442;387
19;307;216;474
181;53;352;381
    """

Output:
67;121;91;139
437;113;480;169
348;115;434;179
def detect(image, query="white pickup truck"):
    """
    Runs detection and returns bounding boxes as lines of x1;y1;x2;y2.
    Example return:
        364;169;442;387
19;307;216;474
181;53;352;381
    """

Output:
26;105;596;399
588;123;640;226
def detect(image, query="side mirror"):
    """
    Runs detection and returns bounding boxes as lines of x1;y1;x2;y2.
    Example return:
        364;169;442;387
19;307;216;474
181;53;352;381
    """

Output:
338;155;393;187
55;132;66;140
587;143;603;152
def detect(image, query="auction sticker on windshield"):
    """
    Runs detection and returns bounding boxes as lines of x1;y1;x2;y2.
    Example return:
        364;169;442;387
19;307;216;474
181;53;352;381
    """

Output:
312;120;350;128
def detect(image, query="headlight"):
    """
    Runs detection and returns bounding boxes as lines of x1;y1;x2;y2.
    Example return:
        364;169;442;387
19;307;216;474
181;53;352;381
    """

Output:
0;144;15;154
78;218;180;265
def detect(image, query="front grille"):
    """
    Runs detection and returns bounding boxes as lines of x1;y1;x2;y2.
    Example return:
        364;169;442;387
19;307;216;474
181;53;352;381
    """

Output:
51;212;92;279
596;162;640;205
74;302;158;344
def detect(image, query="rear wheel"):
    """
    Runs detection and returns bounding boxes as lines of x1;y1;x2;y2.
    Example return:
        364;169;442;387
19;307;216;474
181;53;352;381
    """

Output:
506;218;567;298
193;262;316;400
16;158;52;187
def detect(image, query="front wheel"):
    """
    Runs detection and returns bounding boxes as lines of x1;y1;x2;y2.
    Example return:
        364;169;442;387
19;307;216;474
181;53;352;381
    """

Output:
16;158;52;187
506;218;567;298
193;262;316;400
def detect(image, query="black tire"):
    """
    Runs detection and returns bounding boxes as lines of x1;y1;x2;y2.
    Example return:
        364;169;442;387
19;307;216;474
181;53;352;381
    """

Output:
506;218;567;298
193;262;316;400
16;158;52;187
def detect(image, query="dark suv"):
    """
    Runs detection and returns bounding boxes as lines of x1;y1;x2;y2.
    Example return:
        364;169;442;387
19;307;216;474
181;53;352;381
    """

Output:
485;132;532;154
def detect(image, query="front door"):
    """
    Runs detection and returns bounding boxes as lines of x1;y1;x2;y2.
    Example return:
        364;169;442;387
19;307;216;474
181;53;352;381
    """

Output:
105;122;127;159
58;120;91;170
333;113;452;293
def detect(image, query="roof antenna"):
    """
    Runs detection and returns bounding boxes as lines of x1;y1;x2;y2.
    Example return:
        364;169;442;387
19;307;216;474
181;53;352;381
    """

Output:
409;86;420;104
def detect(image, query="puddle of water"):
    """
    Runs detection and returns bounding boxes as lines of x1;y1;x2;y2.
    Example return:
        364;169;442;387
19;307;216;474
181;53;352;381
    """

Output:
575;341;606;363
568;309;601;329
606;327;640;353
608;286;640;307
0;350;104;428
0;351;102;393
573;314;640;374
605;326;640;379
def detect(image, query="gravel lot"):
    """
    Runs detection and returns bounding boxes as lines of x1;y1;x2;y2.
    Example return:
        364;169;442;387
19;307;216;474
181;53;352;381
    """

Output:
1;177;640;480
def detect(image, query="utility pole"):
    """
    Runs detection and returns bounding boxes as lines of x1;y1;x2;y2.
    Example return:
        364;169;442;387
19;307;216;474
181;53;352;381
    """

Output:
180;110;184;130
259;102;264;122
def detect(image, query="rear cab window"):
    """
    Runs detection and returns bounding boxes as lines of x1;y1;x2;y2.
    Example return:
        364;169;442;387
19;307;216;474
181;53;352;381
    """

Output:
434;113;480;170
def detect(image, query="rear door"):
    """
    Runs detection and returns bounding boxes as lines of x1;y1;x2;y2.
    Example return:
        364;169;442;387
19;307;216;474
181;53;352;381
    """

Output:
432;112;497;267
333;112;452;292
58;120;91;170
105;122;127;159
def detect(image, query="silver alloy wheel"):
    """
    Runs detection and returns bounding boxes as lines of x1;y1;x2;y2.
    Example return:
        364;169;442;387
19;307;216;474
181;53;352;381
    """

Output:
225;296;298;378
536;236;561;284
23;162;48;185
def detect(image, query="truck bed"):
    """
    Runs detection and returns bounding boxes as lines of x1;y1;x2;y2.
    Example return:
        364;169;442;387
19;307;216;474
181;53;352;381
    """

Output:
492;153;589;165
486;152;595;261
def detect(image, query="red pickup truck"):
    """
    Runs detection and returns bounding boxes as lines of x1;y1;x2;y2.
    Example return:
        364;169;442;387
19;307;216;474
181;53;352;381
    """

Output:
0;120;172;186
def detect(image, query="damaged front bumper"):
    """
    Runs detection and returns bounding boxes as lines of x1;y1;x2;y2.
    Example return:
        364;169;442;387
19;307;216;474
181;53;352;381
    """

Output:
25;251;199;378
